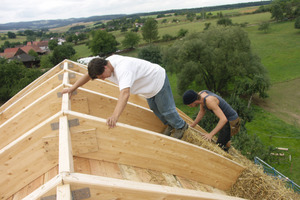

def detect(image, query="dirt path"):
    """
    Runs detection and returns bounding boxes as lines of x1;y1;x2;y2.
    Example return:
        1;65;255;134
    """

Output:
253;78;300;127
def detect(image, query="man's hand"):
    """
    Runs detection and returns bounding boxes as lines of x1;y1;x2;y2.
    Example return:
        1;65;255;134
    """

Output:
202;133;213;142
189;123;196;128
106;115;118;129
62;88;74;99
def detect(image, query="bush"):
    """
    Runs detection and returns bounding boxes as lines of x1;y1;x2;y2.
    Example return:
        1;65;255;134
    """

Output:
138;45;162;64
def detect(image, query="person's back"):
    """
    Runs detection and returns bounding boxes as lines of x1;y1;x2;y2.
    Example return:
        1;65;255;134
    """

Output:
106;55;165;98
202;90;238;121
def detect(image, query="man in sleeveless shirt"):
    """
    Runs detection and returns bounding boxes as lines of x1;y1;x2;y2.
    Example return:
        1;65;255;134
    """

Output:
62;55;188;139
182;89;240;151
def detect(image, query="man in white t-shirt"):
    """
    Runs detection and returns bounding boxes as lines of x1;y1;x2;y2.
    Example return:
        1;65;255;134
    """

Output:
62;55;188;139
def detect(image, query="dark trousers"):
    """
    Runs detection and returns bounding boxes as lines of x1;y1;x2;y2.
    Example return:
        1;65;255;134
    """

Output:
216;121;231;150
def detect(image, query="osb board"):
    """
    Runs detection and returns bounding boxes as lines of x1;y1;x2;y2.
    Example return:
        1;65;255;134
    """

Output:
0;115;60;200
0;86;62;149
72;88;164;133
67;112;244;190
62;173;245;200
0;72;63;125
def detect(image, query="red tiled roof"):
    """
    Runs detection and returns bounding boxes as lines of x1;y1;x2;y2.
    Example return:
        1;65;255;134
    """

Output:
1;48;26;59
4;47;19;53
21;45;43;54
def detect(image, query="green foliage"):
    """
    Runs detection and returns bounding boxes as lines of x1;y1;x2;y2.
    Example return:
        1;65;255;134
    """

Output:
88;30;118;56
122;32;140;49
217;17;233;26
177;29;188;38
163;26;269;100
48;39;58;50
68;25;85;32
295;16;300;28
51;44;76;65
232;128;277;163
258;21;271;33
0;58;42;101
40;54;53;69
7;32;16;39
137;45;162;64
141;18;159;43
28;49;39;60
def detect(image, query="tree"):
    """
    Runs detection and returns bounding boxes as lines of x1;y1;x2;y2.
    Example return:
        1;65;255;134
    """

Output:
48;39;58;50
258;22;270;33
88;30;118;56
138;45;162;64
177;29;188;38
142;18;159;43
271;3;284;21
0;58;42;101
217;18;233;26
7;32;16;39
162;26;270;100
122;32;140;49
51;44;76;65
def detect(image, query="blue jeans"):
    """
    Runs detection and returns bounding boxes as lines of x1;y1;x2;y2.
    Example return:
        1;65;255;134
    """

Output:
147;75;185;129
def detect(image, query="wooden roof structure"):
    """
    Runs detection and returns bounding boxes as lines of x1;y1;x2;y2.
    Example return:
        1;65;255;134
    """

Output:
0;59;246;200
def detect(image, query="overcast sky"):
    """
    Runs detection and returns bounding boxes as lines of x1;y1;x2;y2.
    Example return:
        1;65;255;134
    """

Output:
1;0;263;24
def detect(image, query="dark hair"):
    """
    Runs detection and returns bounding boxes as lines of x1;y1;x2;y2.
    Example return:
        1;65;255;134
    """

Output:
88;58;108;79
183;90;198;105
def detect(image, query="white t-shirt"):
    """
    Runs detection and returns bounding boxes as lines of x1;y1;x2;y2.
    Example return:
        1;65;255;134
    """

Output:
106;55;166;98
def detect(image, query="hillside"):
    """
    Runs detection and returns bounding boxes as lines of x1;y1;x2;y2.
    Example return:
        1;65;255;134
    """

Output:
0;1;271;31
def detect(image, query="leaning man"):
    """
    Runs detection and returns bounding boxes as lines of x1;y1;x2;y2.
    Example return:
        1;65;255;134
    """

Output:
62;55;188;139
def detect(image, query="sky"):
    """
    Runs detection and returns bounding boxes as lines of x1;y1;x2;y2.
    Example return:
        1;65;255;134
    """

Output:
1;0;263;24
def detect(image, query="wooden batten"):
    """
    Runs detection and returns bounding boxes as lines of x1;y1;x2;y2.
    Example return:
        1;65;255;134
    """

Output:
62;173;245;200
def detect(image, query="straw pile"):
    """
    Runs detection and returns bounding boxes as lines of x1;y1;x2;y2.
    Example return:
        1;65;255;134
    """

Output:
182;127;300;200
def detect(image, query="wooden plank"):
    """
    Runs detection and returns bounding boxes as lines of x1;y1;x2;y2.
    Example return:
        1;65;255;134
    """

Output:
71;88;165;133
74;157;91;174
0;114;60;200
58;116;74;173
88;159;123;179
66;111;245;190
57;184;72;200
43;129;99;159
0;85;63;149
64;173;245;200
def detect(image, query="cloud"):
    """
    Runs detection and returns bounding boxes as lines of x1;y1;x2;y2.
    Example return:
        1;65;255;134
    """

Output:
1;0;263;24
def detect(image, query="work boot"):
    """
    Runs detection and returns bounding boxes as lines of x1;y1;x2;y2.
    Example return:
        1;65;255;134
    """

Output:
172;123;188;139
162;125;173;136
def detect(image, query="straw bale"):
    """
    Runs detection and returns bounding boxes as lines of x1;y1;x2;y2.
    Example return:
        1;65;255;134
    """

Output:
181;128;300;200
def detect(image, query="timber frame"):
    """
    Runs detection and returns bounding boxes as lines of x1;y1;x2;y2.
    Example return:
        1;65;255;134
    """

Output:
0;60;245;200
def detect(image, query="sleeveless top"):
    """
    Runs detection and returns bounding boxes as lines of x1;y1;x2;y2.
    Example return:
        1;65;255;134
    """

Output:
200;90;238;121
